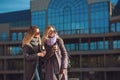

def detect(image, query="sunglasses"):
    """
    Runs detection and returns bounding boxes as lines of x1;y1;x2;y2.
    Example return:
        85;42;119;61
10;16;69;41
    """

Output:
49;30;56;33
35;32;40;35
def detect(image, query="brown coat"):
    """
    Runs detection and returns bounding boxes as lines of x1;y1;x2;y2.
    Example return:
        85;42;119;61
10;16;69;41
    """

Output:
44;38;68;80
22;44;42;80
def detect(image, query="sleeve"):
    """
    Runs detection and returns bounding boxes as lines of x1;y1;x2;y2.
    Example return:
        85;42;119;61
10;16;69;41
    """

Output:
58;38;68;69
43;44;55;60
39;45;46;59
22;45;39;61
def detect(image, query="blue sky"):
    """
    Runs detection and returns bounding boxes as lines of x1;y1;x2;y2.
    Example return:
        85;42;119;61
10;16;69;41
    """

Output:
0;0;30;13
0;0;118;13
111;0;118;4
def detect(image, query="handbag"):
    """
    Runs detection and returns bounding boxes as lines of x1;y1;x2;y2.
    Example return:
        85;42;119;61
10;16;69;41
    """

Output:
56;39;71;68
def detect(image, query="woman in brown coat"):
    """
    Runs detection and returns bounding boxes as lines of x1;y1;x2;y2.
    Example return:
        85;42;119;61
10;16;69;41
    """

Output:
22;26;46;80
42;25;68;80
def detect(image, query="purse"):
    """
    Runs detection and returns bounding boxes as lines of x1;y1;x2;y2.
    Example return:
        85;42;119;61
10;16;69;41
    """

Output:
56;39;71;68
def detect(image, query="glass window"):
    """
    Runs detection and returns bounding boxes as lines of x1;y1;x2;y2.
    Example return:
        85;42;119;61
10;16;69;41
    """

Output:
82;72;105;80
90;2;109;34
107;71;120;80
69;72;80;79
0;74;3;80
105;41;109;50
106;54;120;67
6;74;23;80
110;23;115;32
113;40;120;49
6;59;23;70
80;43;88;51
18;32;22;40
82;55;104;68
118;40;120;48
65;44;71;52
8;46;22;56
48;0;89;35
116;22;120;32
90;42;97;50
71;55;80;68
0;46;3;56
1;32;7;41
98;41;104;50
12;33;17;41
113;40;118;49
0;60;4;70
65;43;80;51
31;10;46;34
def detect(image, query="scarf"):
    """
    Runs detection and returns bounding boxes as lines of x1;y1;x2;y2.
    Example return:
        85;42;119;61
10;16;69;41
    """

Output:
30;37;39;46
46;34;57;46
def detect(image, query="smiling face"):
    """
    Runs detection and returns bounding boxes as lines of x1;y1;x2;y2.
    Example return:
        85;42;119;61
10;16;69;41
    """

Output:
34;28;40;38
48;27;56;38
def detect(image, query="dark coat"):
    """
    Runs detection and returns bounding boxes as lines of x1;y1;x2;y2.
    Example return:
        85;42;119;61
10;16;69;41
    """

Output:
44;38;68;80
22;44;42;80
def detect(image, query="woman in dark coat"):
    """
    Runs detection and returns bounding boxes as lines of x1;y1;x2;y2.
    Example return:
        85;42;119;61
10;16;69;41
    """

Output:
22;26;46;80
42;25;68;80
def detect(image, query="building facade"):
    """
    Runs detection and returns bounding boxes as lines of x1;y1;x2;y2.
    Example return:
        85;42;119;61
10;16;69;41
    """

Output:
31;0;120;80
0;10;30;80
0;0;120;80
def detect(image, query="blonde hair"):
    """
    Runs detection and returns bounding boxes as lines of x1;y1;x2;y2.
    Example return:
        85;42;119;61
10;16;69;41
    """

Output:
22;26;41;47
42;25;60;44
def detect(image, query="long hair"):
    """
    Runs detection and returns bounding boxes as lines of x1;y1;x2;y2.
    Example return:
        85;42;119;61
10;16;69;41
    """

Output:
42;25;60;44
22;26;41;47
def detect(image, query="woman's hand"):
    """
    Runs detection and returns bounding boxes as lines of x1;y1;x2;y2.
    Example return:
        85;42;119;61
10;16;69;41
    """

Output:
52;45;58;52
37;51;46;57
60;68;67;74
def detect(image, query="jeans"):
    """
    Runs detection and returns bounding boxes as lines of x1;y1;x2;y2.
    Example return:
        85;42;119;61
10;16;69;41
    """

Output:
35;64;40;80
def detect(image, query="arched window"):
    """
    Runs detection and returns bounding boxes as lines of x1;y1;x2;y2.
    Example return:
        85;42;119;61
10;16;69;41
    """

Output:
48;0;89;34
63;7;71;34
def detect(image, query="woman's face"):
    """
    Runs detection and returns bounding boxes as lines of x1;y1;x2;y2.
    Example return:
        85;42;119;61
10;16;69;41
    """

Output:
48;27;55;38
34;28;40;38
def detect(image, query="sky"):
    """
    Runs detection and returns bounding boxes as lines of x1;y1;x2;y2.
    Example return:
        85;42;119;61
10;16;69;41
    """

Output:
0;0;30;13
110;0;118;4
0;0;118;13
